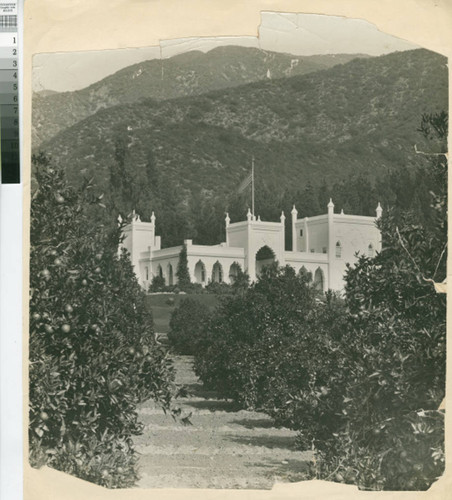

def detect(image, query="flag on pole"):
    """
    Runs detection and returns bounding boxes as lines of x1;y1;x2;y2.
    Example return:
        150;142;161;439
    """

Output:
237;172;253;193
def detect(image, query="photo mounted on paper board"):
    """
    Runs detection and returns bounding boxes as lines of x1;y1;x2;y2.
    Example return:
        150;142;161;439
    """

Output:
29;11;447;491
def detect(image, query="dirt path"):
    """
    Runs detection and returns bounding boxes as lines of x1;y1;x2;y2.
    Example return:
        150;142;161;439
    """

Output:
134;355;312;489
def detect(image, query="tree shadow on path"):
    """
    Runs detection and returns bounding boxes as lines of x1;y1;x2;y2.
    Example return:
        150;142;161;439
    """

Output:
231;417;279;429
226;434;299;451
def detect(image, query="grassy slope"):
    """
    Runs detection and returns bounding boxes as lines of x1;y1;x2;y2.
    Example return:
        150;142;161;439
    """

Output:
145;294;219;333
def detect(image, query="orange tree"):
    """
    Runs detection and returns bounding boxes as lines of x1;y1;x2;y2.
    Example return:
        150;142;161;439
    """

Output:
194;264;317;408
29;154;175;487
194;114;447;490
267;114;447;490
322;114;447;489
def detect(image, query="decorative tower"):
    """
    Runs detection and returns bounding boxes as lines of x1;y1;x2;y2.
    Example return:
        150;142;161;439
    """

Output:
225;212;230;245
327;199;335;290
291;205;298;251
120;210;158;278
304;216;309;253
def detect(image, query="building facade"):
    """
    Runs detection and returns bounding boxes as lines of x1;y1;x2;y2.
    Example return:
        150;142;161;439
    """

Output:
120;200;382;293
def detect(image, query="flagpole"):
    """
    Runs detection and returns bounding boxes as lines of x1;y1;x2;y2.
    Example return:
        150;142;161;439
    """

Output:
251;156;255;218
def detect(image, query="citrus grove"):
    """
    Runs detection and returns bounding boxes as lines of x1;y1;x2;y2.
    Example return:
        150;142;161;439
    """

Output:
172;113;447;490
29;112;447;490
29;154;176;487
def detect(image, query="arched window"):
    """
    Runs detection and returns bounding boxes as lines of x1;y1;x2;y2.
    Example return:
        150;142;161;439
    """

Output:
167;263;174;286
368;243;374;258
255;246;276;277
299;265;312;282
229;262;241;283
145;267;149;281
335;241;342;258
157;265;163;278
314;267;325;292
194;260;206;284
212;261;223;283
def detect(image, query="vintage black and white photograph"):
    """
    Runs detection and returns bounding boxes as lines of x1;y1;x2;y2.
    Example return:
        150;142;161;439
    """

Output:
29;11;447;491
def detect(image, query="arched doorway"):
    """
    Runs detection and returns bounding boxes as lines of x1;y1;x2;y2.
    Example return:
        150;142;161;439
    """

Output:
229;262;241;283
212;261;223;283
194;260;206;284
299;265;312;282
314;267;324;292
255;246;276;277
167;263;174;286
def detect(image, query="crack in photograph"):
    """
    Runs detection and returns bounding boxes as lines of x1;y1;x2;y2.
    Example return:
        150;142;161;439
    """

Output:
29;12;447;491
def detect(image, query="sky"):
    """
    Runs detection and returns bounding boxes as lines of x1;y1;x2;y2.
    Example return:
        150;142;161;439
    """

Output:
33;12;420;92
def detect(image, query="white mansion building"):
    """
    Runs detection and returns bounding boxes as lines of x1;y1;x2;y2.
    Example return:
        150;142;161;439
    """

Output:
121;200;382;293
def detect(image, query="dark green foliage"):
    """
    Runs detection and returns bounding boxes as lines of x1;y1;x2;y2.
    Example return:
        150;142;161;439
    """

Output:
149;274;166;292
230;267;250;294
29;154;175;487
204;281;233;295
167;298;211;355
194;265;317;406
176;244;191;289
194;114;446;490
310;113;446;489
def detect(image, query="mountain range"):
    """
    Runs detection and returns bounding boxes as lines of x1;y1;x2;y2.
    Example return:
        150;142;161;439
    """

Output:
37;48;448;201
32;46;370;146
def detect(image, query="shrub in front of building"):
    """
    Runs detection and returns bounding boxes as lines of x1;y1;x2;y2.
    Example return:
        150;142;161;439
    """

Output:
194;264;316;406
168;298;212;355
195;256;445;490
149;274;166;292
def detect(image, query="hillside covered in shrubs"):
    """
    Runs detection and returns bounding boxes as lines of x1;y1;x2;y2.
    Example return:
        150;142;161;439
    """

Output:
36;49;448;248
33;46;366;146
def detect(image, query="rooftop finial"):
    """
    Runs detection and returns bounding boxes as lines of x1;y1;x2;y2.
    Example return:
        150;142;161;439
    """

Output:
280;211;286;223
150;211;156;224
247;208;252;221
328;198;334;215
376;202;383;219
225;212;231;226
